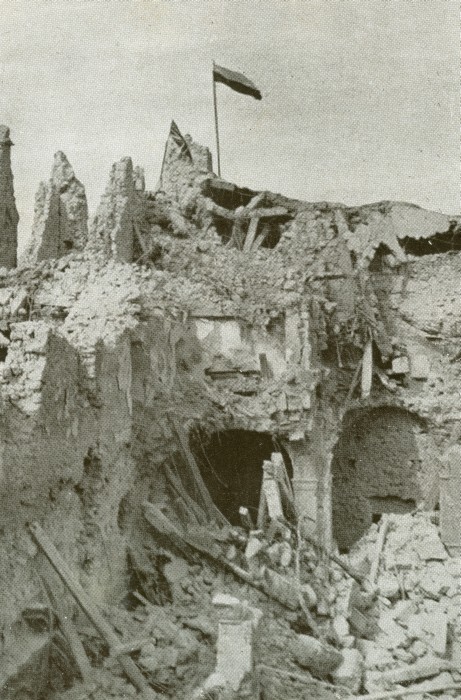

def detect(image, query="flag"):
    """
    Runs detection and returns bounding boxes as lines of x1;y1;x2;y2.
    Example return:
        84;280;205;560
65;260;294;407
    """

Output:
213;64;262;100
169;120;192;160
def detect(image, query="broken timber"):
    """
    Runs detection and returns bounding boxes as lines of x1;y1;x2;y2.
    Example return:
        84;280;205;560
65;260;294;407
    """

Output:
37;560;94;685
354;682;461;700
170;417;230;527
28;522;158;700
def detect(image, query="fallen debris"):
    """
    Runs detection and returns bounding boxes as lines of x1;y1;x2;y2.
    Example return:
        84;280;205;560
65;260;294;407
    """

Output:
28;522;158;700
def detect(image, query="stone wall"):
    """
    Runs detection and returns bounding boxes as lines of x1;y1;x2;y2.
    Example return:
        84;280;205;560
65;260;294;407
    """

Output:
0;126;19;269
89;157;145;263
21;152;88;265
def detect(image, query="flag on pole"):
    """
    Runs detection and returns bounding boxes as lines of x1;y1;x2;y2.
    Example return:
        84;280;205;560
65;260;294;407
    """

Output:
169;120;192;160
213;64;262;100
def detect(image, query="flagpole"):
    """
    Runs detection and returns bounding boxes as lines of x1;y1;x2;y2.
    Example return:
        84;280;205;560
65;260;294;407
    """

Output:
212;61;221;177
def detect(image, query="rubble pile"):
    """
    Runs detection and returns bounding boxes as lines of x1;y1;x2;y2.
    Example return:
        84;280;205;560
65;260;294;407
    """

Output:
346;513;461;695
0;121;459;699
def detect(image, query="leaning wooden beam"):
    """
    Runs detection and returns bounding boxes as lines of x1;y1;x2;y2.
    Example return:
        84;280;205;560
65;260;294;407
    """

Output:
242;216;260;253
164;463;207;525
256;486;268;529
170;417;229;527
28;522;158;700
302;532;365;586
144;503;324;639
38;562;94;685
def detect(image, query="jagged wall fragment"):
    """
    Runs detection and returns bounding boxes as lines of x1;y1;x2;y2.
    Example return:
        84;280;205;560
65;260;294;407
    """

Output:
89;157;145;262
21;151;88;265
160;121;213;206
0;126;19;269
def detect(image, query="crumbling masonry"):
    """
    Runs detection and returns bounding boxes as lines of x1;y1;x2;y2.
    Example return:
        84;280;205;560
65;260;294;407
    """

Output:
0;123;459;699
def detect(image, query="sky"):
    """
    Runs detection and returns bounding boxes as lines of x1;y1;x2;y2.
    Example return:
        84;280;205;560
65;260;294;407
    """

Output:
1;0;459;249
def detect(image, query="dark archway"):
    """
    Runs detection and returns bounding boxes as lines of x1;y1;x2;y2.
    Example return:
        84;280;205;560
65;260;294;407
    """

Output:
190;429;293;525
332;407;423;552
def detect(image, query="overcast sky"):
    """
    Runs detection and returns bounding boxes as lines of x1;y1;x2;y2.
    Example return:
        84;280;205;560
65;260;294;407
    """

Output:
1;0;459;248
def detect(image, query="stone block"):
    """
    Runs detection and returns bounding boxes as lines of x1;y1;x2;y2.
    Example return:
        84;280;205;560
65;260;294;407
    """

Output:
422;612;448;656
244;536;265;561
211;598;262;696
410;354;430;380
358;640;394;670
377;573;400;599
332;615;350;638
331;649;363;693
440;446;461;553
390;356;410;375
414;535;447;561
292;634;343;676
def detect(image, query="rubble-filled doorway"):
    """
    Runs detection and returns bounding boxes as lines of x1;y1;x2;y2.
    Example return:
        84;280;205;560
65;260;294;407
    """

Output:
332;407;423;552
190;429;293;525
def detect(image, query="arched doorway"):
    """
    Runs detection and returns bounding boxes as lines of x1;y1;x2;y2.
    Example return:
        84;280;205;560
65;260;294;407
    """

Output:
332;407;423;551
190;429;293;525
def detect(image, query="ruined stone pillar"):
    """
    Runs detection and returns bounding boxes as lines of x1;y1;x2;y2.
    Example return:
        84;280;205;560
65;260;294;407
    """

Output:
193;594;262;699
439;445;461;555
21;151;88;265
0;126;19;269
287;438;319;538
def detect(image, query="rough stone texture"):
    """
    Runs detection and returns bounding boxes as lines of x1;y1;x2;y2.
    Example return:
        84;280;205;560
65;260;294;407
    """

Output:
0;126;19;269
89;157;143;262
21;151;88;265
331;407;433;550
439;446;461;554
0;126;461;695
160;121;213;206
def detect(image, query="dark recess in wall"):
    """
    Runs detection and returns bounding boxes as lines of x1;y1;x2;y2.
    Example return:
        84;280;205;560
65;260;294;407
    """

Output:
332;407;423;551
400;225;461;256
190;429;293;525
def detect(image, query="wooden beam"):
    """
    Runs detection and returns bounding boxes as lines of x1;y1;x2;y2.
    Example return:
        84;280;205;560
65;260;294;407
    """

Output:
38;561;94;685
243;216;260;253
170;417;229;527
28;523;158;700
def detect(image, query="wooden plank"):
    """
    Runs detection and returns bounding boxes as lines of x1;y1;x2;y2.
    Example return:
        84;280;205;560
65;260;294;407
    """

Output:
28;523;157;700
368;514;390;585
38;561;94;685
361;339;373;398
170;417;229;527
243;216;260;253
354;681;461;700
262;461;284;520
256;484;268;529
164;463;207;524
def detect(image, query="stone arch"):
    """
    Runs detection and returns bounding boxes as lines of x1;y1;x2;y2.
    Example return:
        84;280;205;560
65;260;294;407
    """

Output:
332;406;425;551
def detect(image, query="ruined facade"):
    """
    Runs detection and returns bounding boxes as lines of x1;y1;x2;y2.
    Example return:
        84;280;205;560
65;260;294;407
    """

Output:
0;124;460;698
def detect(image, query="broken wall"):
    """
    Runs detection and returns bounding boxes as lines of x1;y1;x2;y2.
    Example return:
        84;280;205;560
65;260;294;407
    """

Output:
331;407;437;550
1;123;461;691
21;152;88;265
0;126;19;269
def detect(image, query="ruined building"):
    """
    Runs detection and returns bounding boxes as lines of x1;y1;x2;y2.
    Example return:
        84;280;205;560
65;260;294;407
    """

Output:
0;123;460;699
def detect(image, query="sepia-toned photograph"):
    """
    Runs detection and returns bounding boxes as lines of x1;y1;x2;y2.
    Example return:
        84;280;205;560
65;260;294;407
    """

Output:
0;1;459;698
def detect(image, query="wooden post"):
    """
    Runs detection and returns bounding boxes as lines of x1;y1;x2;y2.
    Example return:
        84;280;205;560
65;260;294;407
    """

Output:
28;523;157;700
212;61;221;177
